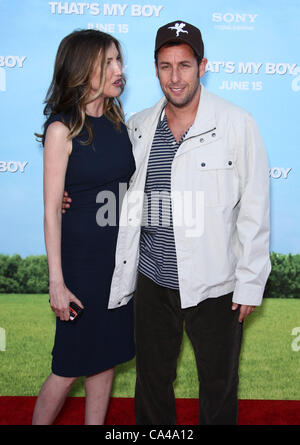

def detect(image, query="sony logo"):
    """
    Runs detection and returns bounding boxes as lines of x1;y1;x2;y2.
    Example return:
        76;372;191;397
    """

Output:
212;12;258;23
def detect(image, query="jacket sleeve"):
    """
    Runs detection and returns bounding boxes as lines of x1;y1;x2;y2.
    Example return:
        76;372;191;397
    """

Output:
125;115;136;144
232;114;271;306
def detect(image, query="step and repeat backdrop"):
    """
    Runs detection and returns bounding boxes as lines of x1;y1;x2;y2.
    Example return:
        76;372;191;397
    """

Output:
0;0;299;401
0;0;299;257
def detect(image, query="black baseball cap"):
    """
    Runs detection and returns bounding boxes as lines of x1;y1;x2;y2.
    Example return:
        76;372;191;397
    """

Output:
155;20;204;59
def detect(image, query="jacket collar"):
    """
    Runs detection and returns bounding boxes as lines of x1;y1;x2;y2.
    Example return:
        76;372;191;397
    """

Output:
134;96;167;133
188;84;217;137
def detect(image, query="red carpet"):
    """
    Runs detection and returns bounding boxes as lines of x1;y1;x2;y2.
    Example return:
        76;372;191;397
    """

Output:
0;397;299;425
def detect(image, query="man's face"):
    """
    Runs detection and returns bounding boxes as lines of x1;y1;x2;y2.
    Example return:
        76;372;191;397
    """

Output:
155;43;207;108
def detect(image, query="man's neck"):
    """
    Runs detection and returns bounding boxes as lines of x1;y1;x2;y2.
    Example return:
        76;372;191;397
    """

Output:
165;85;201;142
166;84;200;120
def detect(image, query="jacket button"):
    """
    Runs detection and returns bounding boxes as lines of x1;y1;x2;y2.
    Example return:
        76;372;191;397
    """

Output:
201;162;206;167
200;138;204;143
228;161;232;165
212;132;216;137
138;135;142;139
123;260;127;264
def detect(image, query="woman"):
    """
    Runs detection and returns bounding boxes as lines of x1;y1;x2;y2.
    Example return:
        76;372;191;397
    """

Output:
32;29;135;425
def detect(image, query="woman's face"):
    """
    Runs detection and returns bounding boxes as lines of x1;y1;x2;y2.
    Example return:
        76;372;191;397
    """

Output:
89;43;123;98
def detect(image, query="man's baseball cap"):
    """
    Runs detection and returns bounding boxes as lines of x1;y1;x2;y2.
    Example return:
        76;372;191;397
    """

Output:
155;20;204;59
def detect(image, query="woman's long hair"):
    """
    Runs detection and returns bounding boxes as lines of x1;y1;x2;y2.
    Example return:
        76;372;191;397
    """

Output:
37;29;126;145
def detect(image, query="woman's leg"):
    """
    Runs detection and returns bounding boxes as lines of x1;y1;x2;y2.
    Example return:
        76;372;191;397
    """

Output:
84;368;114;425
32;373;77;425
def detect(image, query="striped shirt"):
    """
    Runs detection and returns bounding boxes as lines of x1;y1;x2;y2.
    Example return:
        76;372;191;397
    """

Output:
138;109;189;289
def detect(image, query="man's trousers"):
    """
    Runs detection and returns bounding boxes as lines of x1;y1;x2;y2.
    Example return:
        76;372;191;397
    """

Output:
134;272;243;425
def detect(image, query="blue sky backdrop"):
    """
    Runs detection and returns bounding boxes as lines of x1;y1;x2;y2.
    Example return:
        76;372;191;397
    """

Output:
0;0;299;256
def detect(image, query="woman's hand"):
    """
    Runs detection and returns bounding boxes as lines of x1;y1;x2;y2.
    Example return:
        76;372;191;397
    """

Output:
62;191;72;214
49;281;84;321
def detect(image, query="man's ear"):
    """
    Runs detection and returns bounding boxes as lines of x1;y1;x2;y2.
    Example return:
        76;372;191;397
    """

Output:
199;58;208;78
155;61;159;78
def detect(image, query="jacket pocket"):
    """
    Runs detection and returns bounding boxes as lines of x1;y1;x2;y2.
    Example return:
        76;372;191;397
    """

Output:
196;154;238;207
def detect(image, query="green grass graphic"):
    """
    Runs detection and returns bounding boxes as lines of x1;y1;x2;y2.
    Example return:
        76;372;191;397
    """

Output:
0;295;299;399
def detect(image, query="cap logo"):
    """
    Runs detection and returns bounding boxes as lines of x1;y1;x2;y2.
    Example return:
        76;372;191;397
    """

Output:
168;22;188;37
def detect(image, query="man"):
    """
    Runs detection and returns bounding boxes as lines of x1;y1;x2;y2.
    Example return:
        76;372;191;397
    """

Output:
64;21;271;425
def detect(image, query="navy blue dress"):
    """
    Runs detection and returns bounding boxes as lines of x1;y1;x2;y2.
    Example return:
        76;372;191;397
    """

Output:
46;113;135;377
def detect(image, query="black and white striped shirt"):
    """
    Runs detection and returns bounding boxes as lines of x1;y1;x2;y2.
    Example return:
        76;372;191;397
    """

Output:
138;109;189;289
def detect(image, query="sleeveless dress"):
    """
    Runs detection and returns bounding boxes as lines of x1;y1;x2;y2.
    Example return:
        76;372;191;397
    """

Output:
46;113;136;377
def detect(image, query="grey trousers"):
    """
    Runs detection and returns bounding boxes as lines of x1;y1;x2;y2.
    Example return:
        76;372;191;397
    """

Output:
134;272;243;425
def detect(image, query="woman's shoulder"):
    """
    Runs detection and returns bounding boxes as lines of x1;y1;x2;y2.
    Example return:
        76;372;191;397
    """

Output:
46;120;69;138
46;111;71;130
44;112;72;145
44;115;72;155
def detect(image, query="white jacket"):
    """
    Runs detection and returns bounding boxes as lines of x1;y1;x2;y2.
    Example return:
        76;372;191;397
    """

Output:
108;85;271;309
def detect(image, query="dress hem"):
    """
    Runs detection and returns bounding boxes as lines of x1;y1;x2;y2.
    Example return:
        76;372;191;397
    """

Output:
51;352;135;378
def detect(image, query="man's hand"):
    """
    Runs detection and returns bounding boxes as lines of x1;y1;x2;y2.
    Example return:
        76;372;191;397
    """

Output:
62;191;71;213
232;303;255;323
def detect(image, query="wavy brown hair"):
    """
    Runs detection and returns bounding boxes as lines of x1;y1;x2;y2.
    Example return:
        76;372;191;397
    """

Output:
37;29;126;145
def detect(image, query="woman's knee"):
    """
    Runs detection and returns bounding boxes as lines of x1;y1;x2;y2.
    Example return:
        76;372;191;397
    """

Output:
51;372;77;389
